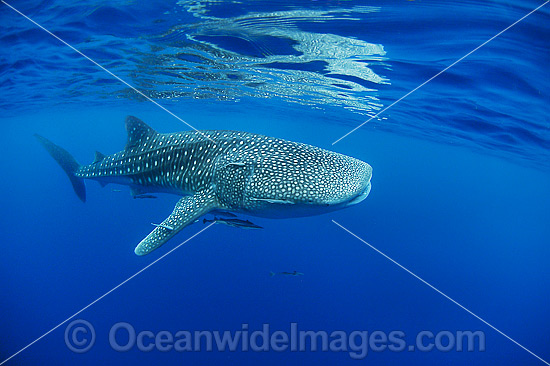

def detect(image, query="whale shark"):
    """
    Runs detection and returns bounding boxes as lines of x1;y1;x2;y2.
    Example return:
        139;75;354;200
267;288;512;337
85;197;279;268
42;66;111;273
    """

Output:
36;116;372;256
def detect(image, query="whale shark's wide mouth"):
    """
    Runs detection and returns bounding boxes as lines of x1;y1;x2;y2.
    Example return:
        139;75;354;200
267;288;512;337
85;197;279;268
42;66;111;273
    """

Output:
346;180;372;206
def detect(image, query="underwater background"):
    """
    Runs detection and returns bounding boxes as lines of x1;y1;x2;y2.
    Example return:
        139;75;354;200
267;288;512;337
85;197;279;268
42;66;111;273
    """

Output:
1;0;549;365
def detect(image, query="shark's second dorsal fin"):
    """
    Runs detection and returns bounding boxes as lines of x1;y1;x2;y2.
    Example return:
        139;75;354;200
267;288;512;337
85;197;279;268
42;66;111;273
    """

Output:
94;151;106;163
125;116;156;150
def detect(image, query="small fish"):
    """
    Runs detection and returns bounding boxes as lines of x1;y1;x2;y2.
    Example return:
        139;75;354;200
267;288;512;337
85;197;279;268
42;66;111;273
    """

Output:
133;194;157;199
270;271;304;277
203;217;263;229
111;189;122;192
151;223;174;231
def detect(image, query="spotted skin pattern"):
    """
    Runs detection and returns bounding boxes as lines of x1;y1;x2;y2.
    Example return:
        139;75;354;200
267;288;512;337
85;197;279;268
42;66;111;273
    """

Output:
45;116;372;255
135;191;216;255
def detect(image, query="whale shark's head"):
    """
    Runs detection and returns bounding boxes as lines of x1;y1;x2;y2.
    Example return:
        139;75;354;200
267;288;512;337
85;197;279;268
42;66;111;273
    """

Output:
309;153;372;209
328;159;372;208
239;141;372;218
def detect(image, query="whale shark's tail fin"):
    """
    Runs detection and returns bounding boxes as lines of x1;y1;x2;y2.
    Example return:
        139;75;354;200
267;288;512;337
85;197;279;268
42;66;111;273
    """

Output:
34;134;86;202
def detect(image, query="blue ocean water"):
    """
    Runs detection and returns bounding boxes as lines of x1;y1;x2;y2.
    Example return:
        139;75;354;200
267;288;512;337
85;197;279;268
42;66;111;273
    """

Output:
1;0;549;365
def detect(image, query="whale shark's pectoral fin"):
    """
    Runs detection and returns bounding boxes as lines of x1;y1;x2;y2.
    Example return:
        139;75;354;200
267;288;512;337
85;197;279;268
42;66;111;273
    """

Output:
134;191;216;256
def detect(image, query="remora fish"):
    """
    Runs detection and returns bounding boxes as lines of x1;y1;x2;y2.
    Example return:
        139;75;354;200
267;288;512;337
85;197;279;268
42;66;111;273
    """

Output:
270;271;304;277
203;217;263;229
151;223;175;231
133;194;157;199
36;116;372;256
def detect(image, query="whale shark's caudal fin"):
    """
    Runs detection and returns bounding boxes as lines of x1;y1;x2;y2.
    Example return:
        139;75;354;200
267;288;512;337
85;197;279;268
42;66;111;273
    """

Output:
34;134;86;202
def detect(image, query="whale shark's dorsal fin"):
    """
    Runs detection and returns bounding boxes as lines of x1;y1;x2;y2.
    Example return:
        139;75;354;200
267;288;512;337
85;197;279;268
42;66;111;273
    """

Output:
125;116;157;150
94;151;106;163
